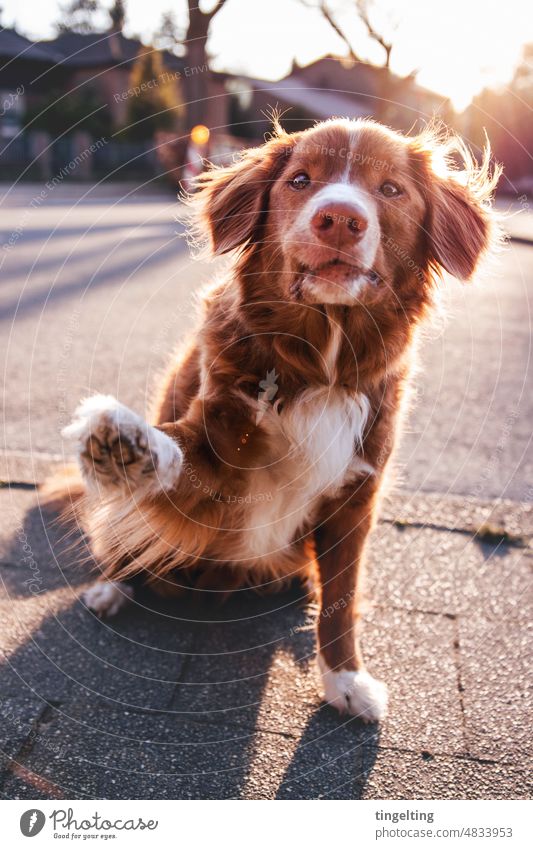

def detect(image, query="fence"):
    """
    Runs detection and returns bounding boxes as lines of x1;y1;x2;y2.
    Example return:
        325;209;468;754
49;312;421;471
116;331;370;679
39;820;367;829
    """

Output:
0;131;158;182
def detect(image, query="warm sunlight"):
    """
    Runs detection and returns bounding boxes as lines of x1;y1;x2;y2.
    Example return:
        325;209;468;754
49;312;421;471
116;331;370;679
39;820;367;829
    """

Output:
0;0;531;821
3;0;533;110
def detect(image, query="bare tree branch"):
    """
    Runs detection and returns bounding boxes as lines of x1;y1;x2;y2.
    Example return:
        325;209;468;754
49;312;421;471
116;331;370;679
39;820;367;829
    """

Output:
318;0;361;63
356;0;392;68
208;0;228;19
301;0;399;71
298;0;361;63
187;0;228;39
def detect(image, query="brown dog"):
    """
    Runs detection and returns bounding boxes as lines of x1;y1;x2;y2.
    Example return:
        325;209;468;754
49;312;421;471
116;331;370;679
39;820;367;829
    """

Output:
62;118;500;722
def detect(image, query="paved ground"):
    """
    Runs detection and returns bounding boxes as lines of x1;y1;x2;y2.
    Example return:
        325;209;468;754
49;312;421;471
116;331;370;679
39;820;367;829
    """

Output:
0;183;531;799
0;486;531;799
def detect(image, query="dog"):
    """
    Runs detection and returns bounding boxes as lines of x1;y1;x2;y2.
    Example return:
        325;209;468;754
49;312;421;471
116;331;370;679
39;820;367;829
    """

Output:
60;118;500;722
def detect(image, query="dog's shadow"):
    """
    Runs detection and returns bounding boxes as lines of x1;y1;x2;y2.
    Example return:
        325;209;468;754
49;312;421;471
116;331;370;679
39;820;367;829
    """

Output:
0;494;379;799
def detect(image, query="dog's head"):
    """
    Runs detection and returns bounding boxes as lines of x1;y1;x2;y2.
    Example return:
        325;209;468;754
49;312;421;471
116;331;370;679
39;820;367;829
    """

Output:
187;119;501;308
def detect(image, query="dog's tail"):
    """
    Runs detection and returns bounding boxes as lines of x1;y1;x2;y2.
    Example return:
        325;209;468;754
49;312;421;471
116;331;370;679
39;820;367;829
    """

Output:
39;463;86;525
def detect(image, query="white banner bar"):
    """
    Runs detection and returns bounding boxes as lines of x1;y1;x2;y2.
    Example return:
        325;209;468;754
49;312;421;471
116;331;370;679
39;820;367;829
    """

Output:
1;799;531;847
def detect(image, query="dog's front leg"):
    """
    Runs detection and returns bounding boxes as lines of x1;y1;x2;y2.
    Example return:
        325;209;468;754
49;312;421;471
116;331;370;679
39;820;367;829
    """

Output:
63;391;258;617
63;395;183;497
63;395;184;617
314;479;388;722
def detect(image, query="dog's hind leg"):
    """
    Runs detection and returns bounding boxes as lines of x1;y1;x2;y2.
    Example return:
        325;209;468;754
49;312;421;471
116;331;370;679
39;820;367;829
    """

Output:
62;395;183;498
82;580;135;617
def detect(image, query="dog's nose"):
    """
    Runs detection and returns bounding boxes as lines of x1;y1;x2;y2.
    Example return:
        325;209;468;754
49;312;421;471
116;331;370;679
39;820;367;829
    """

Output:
311;201;368;246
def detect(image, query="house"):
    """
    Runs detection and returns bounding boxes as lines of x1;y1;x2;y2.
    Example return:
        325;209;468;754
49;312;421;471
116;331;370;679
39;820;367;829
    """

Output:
0;24;185;139
219;56;453;139
39;28;184;128
0;27;63;138
0;27;453;181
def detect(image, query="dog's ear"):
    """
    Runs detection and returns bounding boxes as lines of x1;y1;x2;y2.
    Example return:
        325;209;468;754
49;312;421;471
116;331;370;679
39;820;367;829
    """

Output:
427;179;490;279
412;133;502;281
186;131;295;256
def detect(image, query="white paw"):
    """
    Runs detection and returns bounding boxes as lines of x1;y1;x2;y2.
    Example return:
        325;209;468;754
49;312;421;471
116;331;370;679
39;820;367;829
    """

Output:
82;581;134;617
62;394;182;495
318;654;388;722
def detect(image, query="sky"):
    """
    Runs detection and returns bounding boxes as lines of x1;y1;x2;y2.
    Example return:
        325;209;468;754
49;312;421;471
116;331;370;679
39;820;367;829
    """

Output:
2;0;533;111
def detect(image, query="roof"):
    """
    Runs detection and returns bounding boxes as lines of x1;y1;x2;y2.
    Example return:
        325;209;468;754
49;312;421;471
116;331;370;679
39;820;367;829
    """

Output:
39;30;184;72
0;27;62;63
238;75;370;121
0;27;184;72
44;30;143;68
293;55;445;106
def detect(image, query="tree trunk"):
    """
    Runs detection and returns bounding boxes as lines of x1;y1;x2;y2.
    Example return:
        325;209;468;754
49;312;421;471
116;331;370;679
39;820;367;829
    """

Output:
182;2;222;132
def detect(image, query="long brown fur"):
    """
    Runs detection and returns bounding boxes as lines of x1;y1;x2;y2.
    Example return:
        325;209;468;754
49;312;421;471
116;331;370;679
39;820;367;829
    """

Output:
49;118;501;672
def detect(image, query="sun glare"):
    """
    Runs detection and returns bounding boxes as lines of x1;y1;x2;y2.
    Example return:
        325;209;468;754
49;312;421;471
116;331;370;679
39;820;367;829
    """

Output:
2;0;533;111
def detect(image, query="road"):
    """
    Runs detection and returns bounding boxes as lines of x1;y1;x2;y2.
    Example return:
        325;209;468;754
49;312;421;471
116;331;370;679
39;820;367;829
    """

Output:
1;182;532;500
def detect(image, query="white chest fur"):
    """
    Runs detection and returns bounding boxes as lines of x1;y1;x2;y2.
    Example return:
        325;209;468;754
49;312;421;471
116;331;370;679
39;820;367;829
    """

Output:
237;387;372;563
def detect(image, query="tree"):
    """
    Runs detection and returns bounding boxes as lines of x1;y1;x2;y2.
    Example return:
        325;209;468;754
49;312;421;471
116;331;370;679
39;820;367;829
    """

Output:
55;0;101;35
154;10;185;54
467;43;533;183
356;0;393;69
301;0;398;69
109;0;126;30
24;86;112;138
122;49;183;141
299;0;424;125
513;43;533;92
182;0;228;131
150;1;228;133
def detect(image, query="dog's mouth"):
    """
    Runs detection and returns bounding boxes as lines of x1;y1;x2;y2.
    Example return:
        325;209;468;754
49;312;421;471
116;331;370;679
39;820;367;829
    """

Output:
291;258;381;302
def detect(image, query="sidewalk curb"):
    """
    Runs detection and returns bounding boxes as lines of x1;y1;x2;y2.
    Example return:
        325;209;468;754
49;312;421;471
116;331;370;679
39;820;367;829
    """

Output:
510;235;533;246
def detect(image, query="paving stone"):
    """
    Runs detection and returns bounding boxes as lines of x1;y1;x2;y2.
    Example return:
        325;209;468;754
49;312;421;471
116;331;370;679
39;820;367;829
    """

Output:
2;707;261;799
458;617;533;763
0;489;193;710
273;714;379;799
361;749;532;800
168;588;329;735
0;702;372;800
383;492;533;539
368;522;532;622
6;701;528;801
0;454;62;487
168;599;466;757
364;608;465;755
0;693;52;760
369;523;462;615
0;488;85;593
0;592;194;712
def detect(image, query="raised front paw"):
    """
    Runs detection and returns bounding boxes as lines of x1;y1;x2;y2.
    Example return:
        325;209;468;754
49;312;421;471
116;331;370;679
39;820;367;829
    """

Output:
318;655;388;722
63;394;182;495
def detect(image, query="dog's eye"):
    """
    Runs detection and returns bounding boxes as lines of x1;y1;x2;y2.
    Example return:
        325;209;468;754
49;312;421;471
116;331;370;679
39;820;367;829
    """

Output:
289;172;310;190
379;181;402;198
